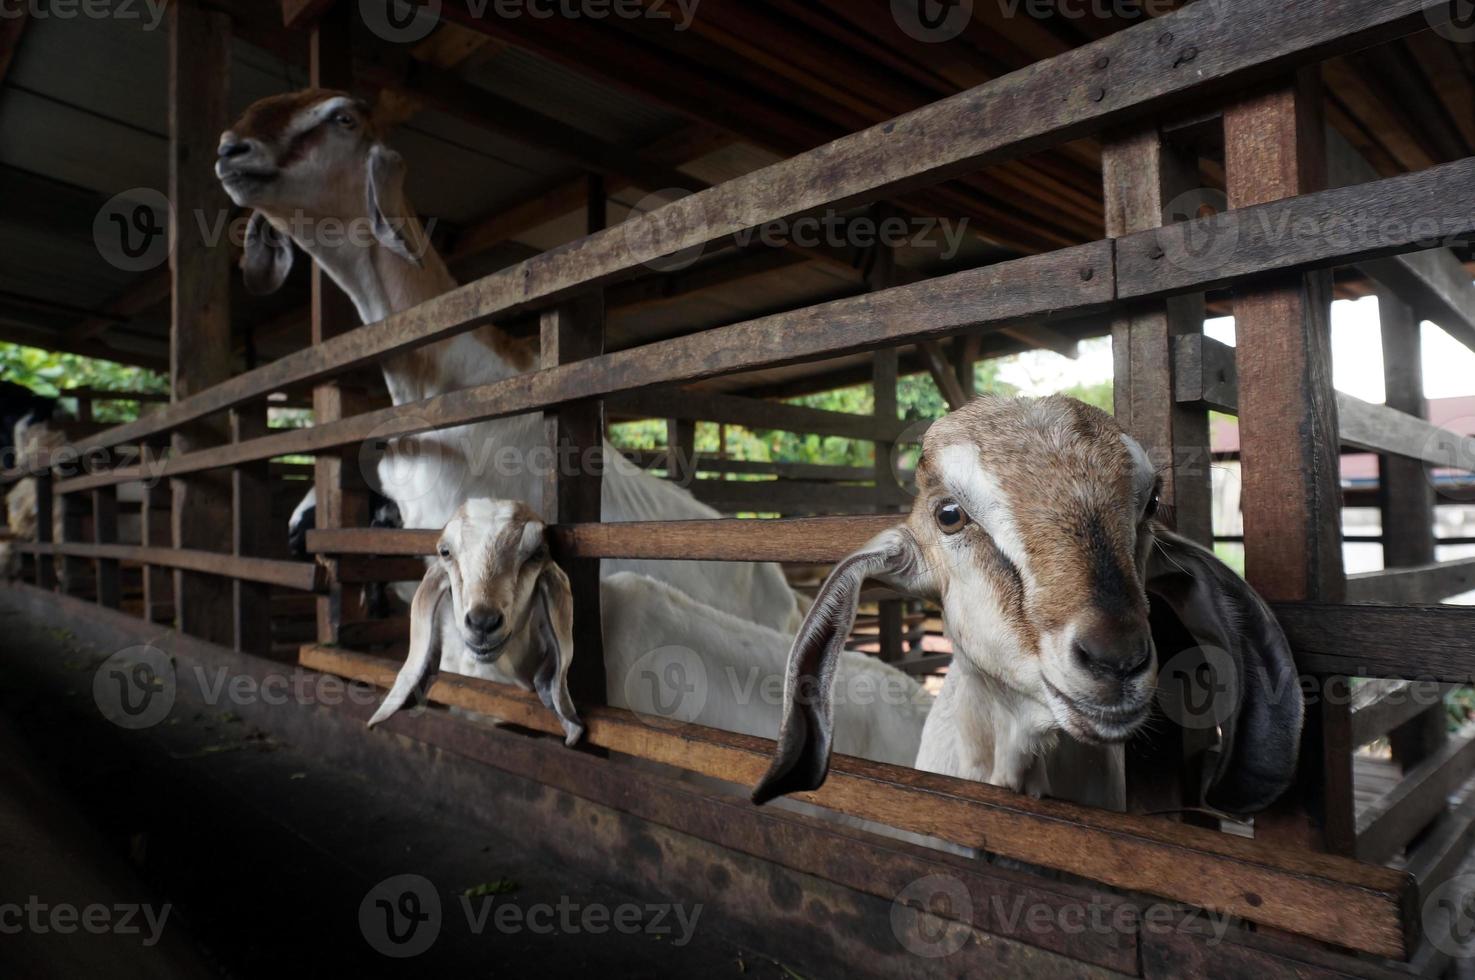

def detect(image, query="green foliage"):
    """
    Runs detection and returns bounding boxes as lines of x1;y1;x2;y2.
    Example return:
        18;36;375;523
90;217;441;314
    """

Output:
0;342;167;423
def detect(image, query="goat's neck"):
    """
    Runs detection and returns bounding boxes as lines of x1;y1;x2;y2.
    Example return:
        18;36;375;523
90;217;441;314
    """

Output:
915;655;1056;795
290;208;529;404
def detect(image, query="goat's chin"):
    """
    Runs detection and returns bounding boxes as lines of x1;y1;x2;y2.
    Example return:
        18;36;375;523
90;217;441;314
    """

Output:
461;635;508;664
1042;680;1152;745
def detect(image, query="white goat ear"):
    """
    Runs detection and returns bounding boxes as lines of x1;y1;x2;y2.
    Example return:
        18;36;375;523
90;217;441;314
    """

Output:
752;527;923;805
531;560;585;747
241;211;294;295
1145;529;1304;816
365;143;425;269
368;561;448;728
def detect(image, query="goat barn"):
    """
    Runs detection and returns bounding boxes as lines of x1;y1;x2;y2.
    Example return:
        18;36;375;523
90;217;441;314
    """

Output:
2;1;1475;977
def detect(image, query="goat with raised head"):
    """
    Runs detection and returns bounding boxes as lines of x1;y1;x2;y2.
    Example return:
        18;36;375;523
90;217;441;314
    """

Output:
753;395;1303;818
214;90;803;634
367;499;931;768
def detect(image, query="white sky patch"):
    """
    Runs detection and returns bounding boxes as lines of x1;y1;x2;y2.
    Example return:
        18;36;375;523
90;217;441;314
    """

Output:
997;290;1475;404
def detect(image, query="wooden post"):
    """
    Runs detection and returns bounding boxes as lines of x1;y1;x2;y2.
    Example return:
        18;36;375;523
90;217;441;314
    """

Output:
868;219;906;662
666;417;696;487
92;485;120;609
168;0;234;645
541;183;608;705
1103;125;1213;816
1225;73;1352;854
309;2;372;646
232;405;272;655
140;439;172;623
1376;286;1446;771
33;474;54;591
58;491;87;597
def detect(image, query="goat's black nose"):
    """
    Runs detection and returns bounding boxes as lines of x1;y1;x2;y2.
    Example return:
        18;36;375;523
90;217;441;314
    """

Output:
464;607;504;637
1073;628;1152;680
218;139;252;159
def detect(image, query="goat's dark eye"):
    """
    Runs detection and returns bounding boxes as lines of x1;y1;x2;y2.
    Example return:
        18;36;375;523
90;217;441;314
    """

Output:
438;545;451;560
1144;490;1161;520
935;501;969;535
334;112;356;129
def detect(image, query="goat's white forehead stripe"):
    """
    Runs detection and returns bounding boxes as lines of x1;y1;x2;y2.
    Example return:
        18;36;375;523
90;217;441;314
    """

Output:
288;96;355;139
936;443;1032;576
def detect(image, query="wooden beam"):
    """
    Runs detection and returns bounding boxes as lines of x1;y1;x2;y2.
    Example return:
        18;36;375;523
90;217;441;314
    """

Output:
1337;393;1475;471
609;387;907;442
231;406;272;654
66;271;171;344
1346;557;1475;605
91;485;119;609
300;643;1416;959
280;0;337;30
916;341;968;411
18;540;322;592
1357;735;1475;864
168;0;235;646
1350;679;1457;748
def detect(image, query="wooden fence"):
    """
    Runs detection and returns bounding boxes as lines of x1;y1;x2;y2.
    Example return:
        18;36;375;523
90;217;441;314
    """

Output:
5;0;1475;971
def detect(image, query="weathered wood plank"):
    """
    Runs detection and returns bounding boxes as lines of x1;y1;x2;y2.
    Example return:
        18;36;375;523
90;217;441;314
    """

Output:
16;541;322;592
299;643;1416;958
1346;558;1475;605
1337;393;1475;471
1171;334;1238;414
611;388;908;442
58;0;1449;460
1351;679;1457;748
168;0;234;645
1275;604;1475;682
91;485;119;609
1357;735;1475;865
1225;75;1351;854
53;244;1114;491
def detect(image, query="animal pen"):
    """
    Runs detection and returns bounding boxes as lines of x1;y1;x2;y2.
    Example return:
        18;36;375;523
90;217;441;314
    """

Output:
2;0;1475;976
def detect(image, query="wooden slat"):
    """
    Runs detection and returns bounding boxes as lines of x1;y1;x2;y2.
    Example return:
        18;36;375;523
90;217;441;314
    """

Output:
1351;679;1459;747
53;0;1451;461
1346;557;1475;604
231;406;272;654
1171;334;1238;414
16;541;322;592
1357;735;1475;864
298;643;1416;958
50;244;1115;491
1337;393;1475;471
611;388;909;442
1116;155;1475;299
1275;604;1475;682
916;341;969;411
308;515;904;562
91;485;119;609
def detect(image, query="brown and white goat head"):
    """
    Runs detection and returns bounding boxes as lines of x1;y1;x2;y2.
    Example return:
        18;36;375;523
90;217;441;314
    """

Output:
754;395;1302;817
215;89;427;296
368;499;583;746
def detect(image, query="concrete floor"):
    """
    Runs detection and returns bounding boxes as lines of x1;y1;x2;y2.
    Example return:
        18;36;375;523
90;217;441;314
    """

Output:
0;602;803;979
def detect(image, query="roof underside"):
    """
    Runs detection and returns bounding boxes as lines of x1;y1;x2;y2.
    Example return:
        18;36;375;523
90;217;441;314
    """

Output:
0;1;1471;397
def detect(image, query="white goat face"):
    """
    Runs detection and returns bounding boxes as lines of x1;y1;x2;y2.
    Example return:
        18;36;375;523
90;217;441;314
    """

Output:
910;396;1160;744
435;499;550;662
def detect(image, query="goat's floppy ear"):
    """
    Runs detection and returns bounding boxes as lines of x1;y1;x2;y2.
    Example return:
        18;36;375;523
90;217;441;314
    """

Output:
368;561;448;728
365;143;425;268
753;526;924;805
241;211;294;295
1145;529;1303;816
531;559;585;747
